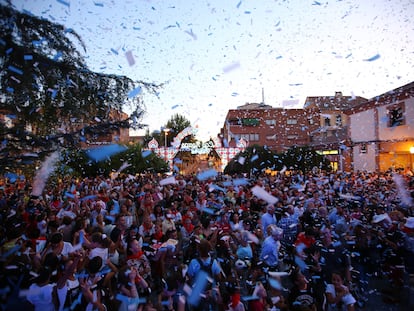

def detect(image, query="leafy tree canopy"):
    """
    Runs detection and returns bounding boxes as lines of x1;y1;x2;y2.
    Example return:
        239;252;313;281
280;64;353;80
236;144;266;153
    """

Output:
144;113;195;147
224;145;282;175
0;4;162;171
59;143;168;177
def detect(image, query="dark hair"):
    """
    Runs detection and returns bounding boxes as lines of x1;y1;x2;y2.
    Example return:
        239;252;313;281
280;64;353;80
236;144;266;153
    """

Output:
198;239;211;257
50;232;63;244
87;256;103;274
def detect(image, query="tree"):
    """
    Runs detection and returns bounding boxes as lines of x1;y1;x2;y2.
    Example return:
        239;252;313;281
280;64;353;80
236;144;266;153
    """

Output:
224;145;282;175
0;4;162;172
281;146;332;173
59;143;168;177
145;113;195;147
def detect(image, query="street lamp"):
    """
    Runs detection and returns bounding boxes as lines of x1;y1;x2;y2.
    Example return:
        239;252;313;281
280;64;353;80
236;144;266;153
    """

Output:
163;128;170;147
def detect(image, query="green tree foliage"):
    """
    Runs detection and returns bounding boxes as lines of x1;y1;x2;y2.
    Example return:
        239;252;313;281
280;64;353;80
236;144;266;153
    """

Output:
145;113;194;147
59;144;168;177
0;4;162;171
224;145;282;175
281;146;332;172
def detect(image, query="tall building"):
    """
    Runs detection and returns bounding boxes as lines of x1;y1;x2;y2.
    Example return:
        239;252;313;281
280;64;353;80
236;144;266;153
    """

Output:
347;81;414;172
305;92;367;171
221;102;320;153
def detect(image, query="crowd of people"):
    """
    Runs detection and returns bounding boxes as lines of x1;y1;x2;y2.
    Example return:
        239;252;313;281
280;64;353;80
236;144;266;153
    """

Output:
1;169;414;311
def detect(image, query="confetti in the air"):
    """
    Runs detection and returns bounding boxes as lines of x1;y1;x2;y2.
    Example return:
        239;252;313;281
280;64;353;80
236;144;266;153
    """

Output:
196;168;218;181
364;54;381;62
159;176;177;186
31;151;60;196
223;61;241;73
128;87;142;98
86;144;127;162
125;50;135;66
251;185;278;205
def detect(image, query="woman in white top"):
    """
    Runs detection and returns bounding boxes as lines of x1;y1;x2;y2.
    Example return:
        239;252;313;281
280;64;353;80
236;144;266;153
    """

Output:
325;271;356;311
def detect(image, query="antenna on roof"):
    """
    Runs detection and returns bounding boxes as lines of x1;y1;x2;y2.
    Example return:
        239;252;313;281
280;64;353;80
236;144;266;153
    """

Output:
261;88;265;105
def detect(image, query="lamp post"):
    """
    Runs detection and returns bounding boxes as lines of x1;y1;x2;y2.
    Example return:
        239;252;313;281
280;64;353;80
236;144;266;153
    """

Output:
163;128;170;147
410;146;414;171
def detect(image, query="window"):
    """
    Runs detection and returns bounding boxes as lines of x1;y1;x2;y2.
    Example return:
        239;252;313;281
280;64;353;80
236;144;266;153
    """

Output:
250;133;259;141
324;117;331;126
388;103;405;127
360;144;367;154
287;135;298;140
242;118;260;126
238;133;259;141
335;114;342;126
240;134;248;141
266;134;277;140
287;119;297;125
265;119;276;126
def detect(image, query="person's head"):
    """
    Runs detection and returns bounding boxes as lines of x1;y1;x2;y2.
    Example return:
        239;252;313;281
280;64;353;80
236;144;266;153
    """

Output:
35;267;51;285
266;204;275;214
128;238;141;254
91;232;103;246
50;232;63;247
331;271;345;289
198;239;211;258
166;228;177;239
87;256;103;275
318;227;331;246
291;268;308;290
116;215;127;230
269;225;283;241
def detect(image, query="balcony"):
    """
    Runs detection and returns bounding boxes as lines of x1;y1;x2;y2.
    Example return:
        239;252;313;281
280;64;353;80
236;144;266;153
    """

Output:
309;126;348;146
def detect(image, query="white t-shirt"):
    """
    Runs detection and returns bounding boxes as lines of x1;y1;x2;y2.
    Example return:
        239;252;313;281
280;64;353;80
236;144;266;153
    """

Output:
27;283;56;311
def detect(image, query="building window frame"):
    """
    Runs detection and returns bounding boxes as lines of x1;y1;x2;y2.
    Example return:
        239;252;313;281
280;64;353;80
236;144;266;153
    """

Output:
335;114;342;127
387;103;405;127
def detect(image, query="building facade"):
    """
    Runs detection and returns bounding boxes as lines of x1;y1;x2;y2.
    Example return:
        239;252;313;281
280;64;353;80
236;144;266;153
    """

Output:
221;102;320;153
305;92;367;171
348;82;414;172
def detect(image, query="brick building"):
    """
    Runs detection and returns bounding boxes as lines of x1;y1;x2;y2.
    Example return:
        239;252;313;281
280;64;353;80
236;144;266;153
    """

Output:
221;102;320;153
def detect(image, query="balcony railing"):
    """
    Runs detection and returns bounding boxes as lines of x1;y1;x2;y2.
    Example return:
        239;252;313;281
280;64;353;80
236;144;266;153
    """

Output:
309;126;348;145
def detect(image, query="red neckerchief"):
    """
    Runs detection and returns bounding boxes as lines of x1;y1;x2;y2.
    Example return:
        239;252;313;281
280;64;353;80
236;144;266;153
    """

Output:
127;251;144;261
153;231;163;242
184;223;194;233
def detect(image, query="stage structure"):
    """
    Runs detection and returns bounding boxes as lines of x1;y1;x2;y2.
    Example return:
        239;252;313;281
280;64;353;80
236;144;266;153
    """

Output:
145;127;247;173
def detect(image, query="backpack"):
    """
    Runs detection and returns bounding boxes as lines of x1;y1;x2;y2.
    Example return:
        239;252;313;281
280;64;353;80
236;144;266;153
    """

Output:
197;258;214;276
